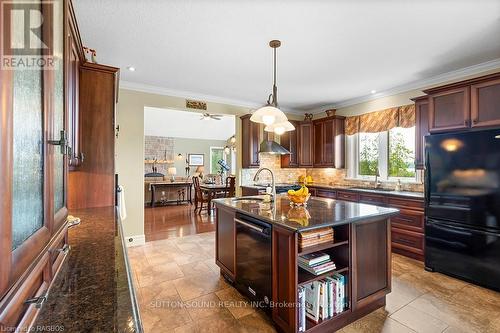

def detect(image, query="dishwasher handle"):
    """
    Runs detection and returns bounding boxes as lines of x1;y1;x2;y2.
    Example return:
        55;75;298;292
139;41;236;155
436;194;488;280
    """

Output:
235;218;265;233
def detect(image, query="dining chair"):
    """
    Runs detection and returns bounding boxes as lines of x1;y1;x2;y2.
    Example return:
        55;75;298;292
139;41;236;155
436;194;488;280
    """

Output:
223;176;236;198
192;176;211;214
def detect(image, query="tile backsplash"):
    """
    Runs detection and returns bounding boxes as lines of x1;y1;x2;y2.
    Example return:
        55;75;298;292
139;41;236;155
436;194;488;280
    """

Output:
241;154;424;192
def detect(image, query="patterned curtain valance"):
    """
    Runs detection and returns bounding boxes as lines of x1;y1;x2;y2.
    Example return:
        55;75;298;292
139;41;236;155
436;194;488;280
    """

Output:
344;104;415;135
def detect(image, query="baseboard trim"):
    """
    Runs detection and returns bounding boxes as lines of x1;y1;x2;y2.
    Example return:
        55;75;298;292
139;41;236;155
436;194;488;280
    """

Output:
125;234;146;247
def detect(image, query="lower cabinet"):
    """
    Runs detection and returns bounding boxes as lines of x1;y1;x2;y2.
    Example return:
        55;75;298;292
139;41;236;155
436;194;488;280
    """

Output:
351;219;391;309
216;206;236;280
310;187;425;261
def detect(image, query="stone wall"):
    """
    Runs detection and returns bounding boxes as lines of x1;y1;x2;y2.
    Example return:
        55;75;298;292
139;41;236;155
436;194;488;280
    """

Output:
240;154;424;192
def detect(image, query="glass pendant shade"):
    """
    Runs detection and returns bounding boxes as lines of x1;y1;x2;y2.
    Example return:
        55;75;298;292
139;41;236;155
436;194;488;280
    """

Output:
264;120;295;135
250;105;287;126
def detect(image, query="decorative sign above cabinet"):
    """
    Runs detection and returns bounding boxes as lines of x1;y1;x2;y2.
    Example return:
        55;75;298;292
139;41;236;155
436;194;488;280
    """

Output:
186;99;207;110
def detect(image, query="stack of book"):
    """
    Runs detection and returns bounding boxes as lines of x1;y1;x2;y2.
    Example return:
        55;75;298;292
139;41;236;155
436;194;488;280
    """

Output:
298;252;336;275
298;227;334;250
300;273;347;325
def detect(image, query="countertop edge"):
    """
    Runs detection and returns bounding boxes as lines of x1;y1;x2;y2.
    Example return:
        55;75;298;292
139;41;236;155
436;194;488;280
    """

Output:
213;197;399;232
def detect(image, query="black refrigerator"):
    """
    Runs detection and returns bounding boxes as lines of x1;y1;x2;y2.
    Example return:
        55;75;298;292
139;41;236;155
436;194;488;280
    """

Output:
425;128;500;291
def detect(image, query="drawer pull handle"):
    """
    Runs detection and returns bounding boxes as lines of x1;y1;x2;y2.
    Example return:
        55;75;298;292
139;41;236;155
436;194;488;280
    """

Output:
25;293;47;308
396;238;416;246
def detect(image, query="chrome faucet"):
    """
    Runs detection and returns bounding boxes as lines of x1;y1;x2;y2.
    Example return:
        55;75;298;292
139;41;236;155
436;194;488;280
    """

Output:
374;168;381;189
253;168;276;201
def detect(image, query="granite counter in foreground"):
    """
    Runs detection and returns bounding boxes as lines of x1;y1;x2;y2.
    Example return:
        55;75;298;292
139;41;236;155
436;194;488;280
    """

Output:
33;207;142;332
213;194;399;232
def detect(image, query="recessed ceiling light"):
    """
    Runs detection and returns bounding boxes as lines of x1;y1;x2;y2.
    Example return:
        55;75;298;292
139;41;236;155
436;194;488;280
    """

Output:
127;66;135;72
371;90;377;94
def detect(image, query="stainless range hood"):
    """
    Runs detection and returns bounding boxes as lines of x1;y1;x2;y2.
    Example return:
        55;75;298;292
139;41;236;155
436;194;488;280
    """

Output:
259;140;290;155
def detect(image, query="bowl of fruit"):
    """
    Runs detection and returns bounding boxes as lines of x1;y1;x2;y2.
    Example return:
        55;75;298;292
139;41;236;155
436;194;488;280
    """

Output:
287;185;311;206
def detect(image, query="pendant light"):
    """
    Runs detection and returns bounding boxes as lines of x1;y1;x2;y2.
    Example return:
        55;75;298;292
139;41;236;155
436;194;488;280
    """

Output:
250;40;288;127
264;120;295;135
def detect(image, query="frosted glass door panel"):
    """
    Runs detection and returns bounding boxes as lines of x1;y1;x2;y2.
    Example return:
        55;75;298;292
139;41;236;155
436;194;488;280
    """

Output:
11;3;44;250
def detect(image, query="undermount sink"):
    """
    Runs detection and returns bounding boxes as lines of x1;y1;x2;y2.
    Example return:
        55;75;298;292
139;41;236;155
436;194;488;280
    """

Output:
232;197;266;204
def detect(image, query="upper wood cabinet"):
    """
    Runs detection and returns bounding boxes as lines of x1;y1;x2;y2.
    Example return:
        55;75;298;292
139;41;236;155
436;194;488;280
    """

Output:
412;96;429;170
471;77;500;128
425;72;500;133
428;87;470;133
241;114;262;168
280;120;299;168
313;116;346;168
67;63;119;210
297;121;314;167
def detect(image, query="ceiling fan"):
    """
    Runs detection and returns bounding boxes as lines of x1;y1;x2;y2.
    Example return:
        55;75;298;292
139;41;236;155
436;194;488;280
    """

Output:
200;113;222;120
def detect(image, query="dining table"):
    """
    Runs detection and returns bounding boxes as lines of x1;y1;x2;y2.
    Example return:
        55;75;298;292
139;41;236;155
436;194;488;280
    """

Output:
199;183;228;215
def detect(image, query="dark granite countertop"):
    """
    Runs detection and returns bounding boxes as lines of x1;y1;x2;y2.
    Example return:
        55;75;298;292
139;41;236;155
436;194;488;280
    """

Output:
213;195;399;232
34;207;142;332
241;182;424;199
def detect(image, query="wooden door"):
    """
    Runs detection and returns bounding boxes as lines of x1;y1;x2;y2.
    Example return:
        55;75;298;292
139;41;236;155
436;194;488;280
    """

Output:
334;117;346;168
351;219;391;309
414;96;429;169
241;115;261;168
0;0;67;326
216;207;236;279
313;120;324;166
67;20;82;169
68;63;118;209
429;87;470;132
321;118;335;167
280;120;299;168
298;121;313;167
471;78;500;128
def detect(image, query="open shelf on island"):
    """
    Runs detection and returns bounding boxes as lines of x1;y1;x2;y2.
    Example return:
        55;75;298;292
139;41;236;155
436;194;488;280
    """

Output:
298;266;348;286
298;239;349;255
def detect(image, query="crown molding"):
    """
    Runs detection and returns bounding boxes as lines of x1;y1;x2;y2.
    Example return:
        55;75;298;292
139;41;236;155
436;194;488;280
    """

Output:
119;81;306;115
308;58;500;113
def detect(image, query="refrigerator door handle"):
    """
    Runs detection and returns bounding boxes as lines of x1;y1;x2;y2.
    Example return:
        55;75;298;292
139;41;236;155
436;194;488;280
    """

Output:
424;148;431;205
427;219;500;237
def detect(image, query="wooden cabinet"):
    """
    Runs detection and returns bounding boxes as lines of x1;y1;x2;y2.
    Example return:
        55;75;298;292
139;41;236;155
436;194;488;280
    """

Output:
428;87;470;133
241;114;262;168
412;96;429;169
68;63;118;209
216;206;236;280
298;121;314;167
424;72;500;133
352;219;390;309
66;5;84;169
0;0;74;329
280;120;299;168
471;77;500;128
313;116;346;168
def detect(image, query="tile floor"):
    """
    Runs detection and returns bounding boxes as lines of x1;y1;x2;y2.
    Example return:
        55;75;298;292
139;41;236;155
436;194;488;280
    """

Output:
128;232;500;333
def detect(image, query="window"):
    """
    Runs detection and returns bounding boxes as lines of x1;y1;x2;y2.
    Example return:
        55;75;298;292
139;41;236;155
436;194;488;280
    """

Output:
210;147;225;174
359;132;380;176
388;127;415;178
352;127;415;180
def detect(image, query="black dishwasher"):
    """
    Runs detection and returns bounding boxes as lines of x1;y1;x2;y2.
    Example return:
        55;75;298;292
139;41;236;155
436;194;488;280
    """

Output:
235;213;272;310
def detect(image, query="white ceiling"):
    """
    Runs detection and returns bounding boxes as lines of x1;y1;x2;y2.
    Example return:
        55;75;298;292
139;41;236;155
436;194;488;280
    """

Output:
144;107;235;141
74;0;500;111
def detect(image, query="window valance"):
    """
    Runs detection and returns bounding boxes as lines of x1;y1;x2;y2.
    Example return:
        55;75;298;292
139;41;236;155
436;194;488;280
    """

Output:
345;104;415;135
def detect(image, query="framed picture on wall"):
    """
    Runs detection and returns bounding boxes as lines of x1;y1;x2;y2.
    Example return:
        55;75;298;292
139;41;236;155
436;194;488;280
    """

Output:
188;154;204;166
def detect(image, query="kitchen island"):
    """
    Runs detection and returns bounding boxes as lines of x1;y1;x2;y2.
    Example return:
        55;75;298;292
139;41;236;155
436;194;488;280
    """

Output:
213;195;398;333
